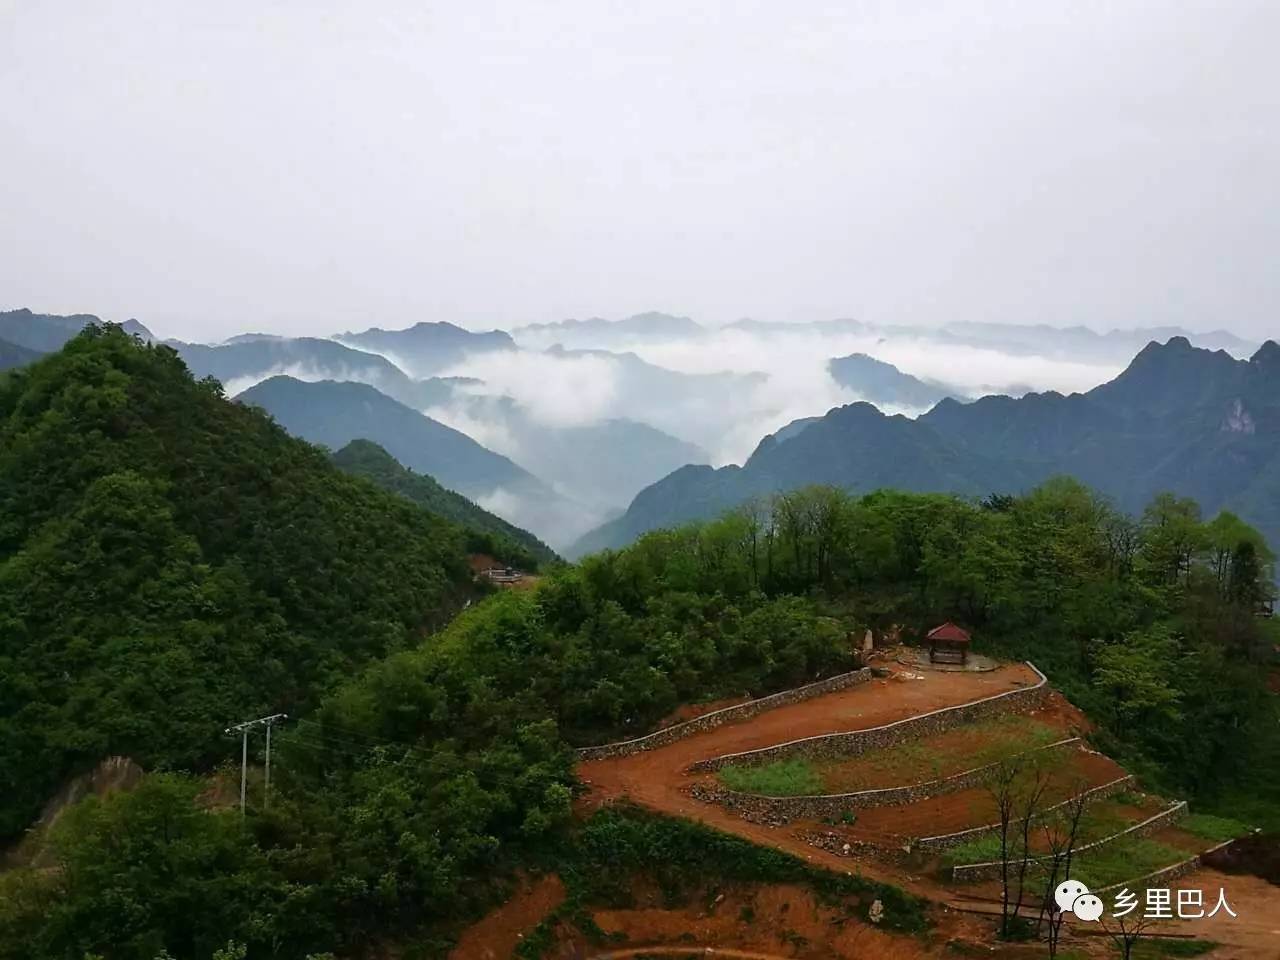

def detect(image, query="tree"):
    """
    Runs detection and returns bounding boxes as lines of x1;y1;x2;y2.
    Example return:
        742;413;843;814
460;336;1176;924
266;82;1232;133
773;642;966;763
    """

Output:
1138;493;1206;588
1036;784;1090;958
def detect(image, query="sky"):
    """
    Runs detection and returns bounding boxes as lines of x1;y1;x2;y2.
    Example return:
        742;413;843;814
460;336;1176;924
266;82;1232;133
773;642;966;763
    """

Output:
2;1;1278;342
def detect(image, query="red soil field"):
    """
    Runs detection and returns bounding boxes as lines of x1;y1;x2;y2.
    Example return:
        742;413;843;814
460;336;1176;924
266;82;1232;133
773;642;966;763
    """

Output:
577;662;1048;898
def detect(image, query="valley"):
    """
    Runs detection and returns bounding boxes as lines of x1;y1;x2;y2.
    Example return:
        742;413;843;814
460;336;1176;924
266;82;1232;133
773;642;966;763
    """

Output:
0;322;1276;960
7;7;1280;957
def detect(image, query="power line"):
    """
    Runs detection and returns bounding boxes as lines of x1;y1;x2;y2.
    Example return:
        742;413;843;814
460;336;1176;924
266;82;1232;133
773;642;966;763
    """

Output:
229;716;291;814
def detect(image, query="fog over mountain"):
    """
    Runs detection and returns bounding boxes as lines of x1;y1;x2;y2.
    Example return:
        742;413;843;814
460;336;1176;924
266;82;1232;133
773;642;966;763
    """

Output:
573;335;1280;558
0;305;1267;550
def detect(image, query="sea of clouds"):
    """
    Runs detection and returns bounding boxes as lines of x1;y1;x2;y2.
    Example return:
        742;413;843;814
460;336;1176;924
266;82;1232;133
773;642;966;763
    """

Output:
428;323;1124;466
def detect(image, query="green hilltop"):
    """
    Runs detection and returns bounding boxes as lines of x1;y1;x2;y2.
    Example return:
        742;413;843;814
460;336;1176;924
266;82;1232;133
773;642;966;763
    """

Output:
330;438;557;568
0;327;480;837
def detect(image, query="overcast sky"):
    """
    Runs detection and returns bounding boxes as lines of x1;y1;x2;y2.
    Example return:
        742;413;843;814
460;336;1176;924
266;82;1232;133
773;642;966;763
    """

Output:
2;1;1277;342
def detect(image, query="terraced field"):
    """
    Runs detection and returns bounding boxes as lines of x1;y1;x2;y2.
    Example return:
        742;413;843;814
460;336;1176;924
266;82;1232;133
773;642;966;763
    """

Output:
458;655;1259;960
720;713;1064;796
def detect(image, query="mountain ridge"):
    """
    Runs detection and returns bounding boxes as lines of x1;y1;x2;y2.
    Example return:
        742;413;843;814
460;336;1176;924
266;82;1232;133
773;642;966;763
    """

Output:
236;375;587;547
573;337;1280;556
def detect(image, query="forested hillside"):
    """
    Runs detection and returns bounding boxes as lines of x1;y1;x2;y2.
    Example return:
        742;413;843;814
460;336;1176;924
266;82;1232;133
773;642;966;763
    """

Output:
0;338;42;372
3;444;1276;958
0;328;477;838
330;439;557;568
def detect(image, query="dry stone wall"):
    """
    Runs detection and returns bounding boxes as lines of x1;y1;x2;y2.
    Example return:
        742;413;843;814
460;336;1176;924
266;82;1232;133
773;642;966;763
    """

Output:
690;737;1081;823
949;800;1189;881
912;773;1136;853
575;668;873;762
689;662;1049;773
1097;836;1242;894
803;830;912;862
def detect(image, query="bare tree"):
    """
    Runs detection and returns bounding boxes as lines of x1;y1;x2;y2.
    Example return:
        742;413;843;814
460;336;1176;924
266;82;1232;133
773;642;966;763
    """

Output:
1007;760;1053;932
988;756;1024;939
986;749;1072;941
1036;781;1090;958
1101;911;1154;960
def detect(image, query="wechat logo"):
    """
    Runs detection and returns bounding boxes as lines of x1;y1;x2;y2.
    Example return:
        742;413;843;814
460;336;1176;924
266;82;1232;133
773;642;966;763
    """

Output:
1055;879;1103;922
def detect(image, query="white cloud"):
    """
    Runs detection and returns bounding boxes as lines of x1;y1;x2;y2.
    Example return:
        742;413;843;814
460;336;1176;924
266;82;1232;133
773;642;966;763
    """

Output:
438;350;622;428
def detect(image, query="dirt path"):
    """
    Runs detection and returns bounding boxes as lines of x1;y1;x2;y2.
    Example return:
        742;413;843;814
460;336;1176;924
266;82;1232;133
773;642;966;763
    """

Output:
580;663;1040;796
1166;866;1280;959
577;663;1046;901
448;874;565;960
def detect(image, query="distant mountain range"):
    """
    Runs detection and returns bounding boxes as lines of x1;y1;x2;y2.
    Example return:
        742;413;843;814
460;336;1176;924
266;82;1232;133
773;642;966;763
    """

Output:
0;308;154;355
0;338;44;371
724;317;1258;362
572;337;1280;557
334;321;513;376
827;352;965;408
8;308;1273;558
540;344;765;451
935;321;1258;362
512;311;702;349
434;392;709;511
237;375;538;492
236;376;588;548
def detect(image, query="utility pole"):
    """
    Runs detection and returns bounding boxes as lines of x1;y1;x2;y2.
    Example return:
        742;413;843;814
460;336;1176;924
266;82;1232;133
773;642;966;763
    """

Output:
225;713;287;815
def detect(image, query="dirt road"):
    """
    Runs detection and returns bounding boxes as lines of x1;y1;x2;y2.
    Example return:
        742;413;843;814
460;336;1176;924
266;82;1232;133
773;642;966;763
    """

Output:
578;663;1057;896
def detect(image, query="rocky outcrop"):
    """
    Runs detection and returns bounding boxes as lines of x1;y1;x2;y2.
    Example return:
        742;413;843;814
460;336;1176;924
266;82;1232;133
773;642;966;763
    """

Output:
576;668;873;761
6;756;145;867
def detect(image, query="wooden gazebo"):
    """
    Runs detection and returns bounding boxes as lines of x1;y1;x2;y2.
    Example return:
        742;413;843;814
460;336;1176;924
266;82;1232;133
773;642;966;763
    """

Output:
926;622;971;665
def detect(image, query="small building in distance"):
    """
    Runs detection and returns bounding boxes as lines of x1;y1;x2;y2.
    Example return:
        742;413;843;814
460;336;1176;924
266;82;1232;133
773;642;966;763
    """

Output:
926;622;971;665
468;552;525;586
481;565;524;584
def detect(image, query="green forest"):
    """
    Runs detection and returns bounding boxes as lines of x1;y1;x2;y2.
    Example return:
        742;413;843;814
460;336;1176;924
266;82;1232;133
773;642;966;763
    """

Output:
330;438;556;570
1;329;1277;959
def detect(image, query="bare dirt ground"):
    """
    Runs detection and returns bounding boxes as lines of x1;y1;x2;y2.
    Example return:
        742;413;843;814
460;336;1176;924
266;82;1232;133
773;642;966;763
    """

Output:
453;660;1275;959
448;873;566;960
1166;866;1280;959
456;877;1031;960
813;746;1127;847
577;662;1054;898
580;662;1041;805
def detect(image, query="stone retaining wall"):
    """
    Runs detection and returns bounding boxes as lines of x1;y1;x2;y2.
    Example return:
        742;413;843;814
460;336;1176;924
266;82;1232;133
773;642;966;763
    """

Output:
1097;835;1241;894
691;737;1082;823
803;830;911;862
949;800;1188;882
688;662;1049;773
575;668;873;762
912;773;1136;853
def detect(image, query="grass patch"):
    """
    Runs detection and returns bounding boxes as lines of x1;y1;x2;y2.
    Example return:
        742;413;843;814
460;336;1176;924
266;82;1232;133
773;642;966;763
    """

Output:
941;834;1005;868
1071;837;1185;889
947;828;1192;890
1181;813;1249;843
719;758;823;796
720;715;1063;797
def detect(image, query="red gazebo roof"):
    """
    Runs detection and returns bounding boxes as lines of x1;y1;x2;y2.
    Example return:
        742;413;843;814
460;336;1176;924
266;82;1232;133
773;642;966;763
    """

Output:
927;622;971;644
